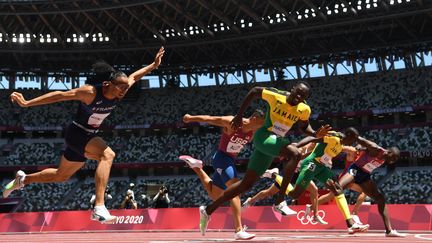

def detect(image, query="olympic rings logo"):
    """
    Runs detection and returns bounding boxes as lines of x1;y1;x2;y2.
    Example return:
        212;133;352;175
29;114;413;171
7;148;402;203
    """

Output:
296;209;326;225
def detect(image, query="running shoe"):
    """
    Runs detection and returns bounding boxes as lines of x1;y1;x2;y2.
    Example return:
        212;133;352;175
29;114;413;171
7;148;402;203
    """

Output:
3;170;26;198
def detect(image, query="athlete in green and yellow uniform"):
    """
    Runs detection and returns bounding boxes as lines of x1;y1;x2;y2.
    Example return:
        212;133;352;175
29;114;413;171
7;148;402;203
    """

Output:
199;83;332;235
282;128;370;233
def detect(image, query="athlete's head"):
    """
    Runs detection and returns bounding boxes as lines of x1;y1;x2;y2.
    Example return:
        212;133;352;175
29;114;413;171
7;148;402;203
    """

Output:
384;146;400;164
105;71;129;99
341;127;359;145
287;81;310;106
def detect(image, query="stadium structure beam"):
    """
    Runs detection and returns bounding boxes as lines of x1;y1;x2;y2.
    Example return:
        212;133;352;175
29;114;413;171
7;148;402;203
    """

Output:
417;0;424;7
268;0;298;26
143;4;189;39
230;0;270;29
0;1;165;16
72;1;118;47
120;5;166;43
194;0;242;34
93;0;144;46
51;3;85;37
164;0;215;37
31;4;65;48
301;0;327;21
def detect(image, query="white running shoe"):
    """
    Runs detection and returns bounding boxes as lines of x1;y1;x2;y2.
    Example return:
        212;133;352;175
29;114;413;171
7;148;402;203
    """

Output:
312;215;328;225
242;197;253;211
3;170;26;198
234;225;255;240
305;204;312;215
348;222;370;234
351;214;363;225
386;229;407;237
91;205;117;224
179;155;203;169
199;206;210;236
262;168;279;178
273;201;297;216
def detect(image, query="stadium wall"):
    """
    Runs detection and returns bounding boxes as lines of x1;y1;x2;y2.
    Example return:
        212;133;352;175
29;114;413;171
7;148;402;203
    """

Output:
0;204;430;232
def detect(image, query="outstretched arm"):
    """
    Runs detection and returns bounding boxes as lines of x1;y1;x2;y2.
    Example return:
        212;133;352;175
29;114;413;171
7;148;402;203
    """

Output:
230;86;264;130
297;120;332;138
295;136;323;148
183;114;233;129
128;47;165;86
357;136;381;156
10;85;95;108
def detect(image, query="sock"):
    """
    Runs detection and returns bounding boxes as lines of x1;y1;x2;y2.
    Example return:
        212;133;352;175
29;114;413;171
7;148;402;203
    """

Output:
275;175;294;195
335;194;351;220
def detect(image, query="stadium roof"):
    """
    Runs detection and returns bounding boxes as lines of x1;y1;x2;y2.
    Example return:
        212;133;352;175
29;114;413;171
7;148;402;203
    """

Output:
0;0;431;73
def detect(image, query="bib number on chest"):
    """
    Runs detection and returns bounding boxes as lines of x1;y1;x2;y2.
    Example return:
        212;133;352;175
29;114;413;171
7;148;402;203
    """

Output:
319;154;333;168
226;142;244;153
362;161;381;173
88;113;110;127
271;122;291;137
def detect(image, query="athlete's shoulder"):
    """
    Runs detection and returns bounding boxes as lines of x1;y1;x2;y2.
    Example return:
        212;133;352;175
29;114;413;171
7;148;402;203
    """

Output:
297;102;311;113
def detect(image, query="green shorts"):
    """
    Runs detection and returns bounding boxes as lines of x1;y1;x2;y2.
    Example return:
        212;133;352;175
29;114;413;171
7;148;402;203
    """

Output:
295;158;335;189
247;128;290;176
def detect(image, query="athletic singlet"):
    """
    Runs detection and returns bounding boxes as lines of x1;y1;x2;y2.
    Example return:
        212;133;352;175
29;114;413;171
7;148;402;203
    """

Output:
354;148;386;173
74;84;118;129
218;129;253;158
306;132;343;168
261;88;311;137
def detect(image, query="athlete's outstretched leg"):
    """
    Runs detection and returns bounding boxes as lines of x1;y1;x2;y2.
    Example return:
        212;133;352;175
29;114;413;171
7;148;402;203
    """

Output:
3;156;84;198
274;144;301;205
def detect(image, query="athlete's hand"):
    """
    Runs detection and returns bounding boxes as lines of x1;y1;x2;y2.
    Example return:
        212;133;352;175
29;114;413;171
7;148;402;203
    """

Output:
153;46;165;68
314;124;332;138
230;115;243;130
183;114;192;123
10;92;29;107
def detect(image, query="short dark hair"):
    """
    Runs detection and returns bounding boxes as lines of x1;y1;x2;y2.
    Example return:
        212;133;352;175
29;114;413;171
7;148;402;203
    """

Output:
295;81;311;90
345;127;359;137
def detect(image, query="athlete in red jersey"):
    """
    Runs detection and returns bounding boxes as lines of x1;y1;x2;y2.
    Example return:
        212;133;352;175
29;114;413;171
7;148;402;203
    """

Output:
337;136;405;237
179;110;264;240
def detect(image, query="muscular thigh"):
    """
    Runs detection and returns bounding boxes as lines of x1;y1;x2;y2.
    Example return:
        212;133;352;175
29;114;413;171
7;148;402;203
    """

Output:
84;136;112;161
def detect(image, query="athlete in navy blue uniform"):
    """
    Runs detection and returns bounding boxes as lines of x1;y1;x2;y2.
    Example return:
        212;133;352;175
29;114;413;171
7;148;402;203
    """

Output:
4;47;165;223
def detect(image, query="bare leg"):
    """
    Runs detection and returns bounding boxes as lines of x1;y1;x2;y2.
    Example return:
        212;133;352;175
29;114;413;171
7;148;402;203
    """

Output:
274;145;301;205
306;182;319;216
205;169;259;215
84;137;115;207
249;184;279;205
317;191;335;205
359;180;393;233
24;156;84;184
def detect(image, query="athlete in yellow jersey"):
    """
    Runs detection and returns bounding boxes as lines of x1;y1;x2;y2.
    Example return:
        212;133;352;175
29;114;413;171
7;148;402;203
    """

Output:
198;82;331;236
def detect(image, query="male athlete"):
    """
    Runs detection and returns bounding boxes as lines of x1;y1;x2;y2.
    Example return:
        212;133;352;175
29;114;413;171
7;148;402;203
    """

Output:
198;83;331;235
3;47;165;223
337;136;406;237
180;110;264;239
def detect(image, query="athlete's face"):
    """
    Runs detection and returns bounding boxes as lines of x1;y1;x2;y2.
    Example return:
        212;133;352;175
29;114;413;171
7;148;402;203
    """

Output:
342;133;358;145
287;84;310;106
110;76;129;98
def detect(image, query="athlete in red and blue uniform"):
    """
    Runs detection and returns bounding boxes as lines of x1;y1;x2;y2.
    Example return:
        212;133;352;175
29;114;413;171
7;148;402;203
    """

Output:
180;110;264;240
337;136;405;237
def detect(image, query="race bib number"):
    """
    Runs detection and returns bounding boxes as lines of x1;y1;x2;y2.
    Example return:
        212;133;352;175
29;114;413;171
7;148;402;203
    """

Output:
226;142;244;153
319;154;333;168
88;113;110;127
362;161;381;173
307;162;316;171
271;122;291;137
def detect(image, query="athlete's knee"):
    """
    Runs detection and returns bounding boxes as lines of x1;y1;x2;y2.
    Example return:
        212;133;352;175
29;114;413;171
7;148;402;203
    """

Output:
374;192;386;204
326;179;343;195
280;144;301;161
238;180;254;192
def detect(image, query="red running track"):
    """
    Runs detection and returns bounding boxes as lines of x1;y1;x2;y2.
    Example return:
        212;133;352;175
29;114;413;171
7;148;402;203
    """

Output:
0;230;430;243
